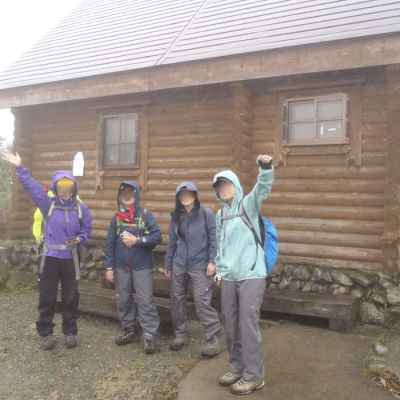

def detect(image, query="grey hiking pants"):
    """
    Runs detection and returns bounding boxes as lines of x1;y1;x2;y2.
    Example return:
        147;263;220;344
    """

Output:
221;278;266;381
171;266;221;341
115;267;160;338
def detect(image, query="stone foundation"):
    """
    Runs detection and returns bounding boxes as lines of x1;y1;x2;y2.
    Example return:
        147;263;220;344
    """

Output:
268;264;400;326
2;241;400;326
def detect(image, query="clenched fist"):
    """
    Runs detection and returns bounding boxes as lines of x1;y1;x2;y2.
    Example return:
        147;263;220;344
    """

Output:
256;154;273;169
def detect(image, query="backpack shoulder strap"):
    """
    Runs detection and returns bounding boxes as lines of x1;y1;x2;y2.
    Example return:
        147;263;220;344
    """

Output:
45;198;57;221
239;201;263;248
76;201;83;226
218;208;224;227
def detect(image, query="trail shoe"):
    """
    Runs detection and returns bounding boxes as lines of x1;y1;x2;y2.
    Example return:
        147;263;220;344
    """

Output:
201;335;221;358
40;335;57;351
65;335;78;349
218;371;242;387
169;336;187;352
144;336;160;354
115;329;139;346
230;377;265;396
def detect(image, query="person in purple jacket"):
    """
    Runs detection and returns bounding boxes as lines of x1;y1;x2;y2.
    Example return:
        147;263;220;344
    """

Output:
2;151;92;351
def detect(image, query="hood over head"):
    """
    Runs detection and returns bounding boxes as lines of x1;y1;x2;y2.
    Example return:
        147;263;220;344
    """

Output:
50;170;78;198
212;170;243;206
172;181;200;221
117;181;141;212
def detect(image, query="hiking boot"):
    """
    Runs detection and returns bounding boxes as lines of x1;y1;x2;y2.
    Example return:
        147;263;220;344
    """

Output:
230;377;265;396
40;335;57;351
169;336;187;352
143;336;160;354
201;335;221;358
114;329;139;346
65;335;78;349
218;371;242;387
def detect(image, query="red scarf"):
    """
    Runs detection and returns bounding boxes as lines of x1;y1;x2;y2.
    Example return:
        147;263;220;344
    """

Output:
116;206;136;224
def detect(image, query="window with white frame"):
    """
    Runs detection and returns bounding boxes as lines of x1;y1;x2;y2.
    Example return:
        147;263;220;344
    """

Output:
283;94;348;145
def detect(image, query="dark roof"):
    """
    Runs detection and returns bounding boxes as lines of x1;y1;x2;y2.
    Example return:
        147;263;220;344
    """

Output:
1;0;399;90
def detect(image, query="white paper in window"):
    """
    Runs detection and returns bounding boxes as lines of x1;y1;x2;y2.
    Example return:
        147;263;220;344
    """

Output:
73;152;85;176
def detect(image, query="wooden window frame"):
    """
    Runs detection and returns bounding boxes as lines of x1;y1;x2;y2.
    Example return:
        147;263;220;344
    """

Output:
95;105;149;191
274;86;362;168
101;112;140;170
283;93;349;146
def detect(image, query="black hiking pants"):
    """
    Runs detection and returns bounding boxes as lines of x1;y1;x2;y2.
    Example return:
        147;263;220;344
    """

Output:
36;256;79;337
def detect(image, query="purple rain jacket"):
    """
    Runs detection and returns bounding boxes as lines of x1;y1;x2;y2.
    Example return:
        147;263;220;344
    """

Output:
16;166;92;259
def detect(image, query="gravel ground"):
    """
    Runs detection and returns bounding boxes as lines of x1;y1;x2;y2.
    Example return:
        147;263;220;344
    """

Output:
0;289;203;400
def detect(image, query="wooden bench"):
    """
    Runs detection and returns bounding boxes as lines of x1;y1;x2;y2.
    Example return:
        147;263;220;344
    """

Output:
75;280;359;332
262;289;360;332
77;280;197;322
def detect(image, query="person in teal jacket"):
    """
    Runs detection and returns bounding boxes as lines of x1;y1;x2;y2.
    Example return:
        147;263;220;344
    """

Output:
213;154;274;396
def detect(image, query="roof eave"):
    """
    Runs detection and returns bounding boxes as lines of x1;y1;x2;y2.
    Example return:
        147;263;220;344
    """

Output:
1;33;400;109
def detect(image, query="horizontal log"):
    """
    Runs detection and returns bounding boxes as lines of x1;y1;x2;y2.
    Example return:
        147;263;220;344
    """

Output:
279;242;383;262
280;255;383;272
33;151;97;161
362;110;387;124
362;153;386;166
272;179;384;194
278;230;381;249
271;217;383;235
275;166;385;180
149;145;229;158
150;120;232;130
362;141;387;153
362;123;387;139
8;220;31;231
249;142;275;155
148;168;221;180
34;141;97;153
149;127;232;140
149;157;232;169
149;133;231;147
265;204;383;221
278;145;351;157
32;160;96;170
31;126;96;138
276;156;347;167
149;112;230;125
267;192;384;207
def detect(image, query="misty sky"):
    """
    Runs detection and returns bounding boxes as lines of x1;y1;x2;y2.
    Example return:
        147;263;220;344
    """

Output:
0;0;83;145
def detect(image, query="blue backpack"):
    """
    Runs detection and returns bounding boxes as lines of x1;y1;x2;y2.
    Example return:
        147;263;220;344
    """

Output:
239;201;279;274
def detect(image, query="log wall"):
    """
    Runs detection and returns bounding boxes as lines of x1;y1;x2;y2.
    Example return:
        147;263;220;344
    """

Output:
9;67;398;272
251;69;388;271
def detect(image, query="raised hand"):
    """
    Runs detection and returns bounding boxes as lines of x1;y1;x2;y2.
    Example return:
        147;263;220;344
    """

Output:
1;150;21;167
256;154;273;169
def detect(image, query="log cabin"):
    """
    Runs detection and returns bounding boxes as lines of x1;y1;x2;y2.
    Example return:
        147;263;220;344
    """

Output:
0;0;400;276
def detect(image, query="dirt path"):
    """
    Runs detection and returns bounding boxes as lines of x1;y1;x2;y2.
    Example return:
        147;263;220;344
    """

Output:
0;290;202;400
0;289;393;400
178;321;392;400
